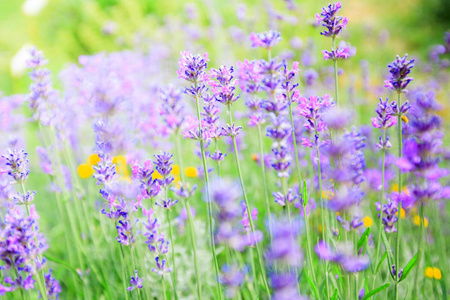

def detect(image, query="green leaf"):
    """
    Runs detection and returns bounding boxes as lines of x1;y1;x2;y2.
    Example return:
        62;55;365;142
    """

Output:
361;282;391;300
399;250;421;283
44;253;82;280
302;180;308;206
380;230;396;280
357;227;371;251
305;272;319;300
376;251;388;273
330;288;338;300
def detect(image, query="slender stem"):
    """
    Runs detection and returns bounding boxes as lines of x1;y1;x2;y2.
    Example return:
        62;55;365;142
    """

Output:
374;129;386;289
395;92;403;300
194;90;223;299
119;245;130;300
256;124;272;240
412;201;425;300
355;274;359;300
228;104;270;297
161;276;167;300
175;131;202;299
166;209;177;299
19;183;48;300
332;36;339;107
315;143;330;298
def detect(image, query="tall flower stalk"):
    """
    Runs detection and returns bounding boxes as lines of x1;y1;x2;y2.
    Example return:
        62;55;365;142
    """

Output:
371;97;396;286
384;54;414;300
178;51;222;298
209;65;271;296
316;2;349;107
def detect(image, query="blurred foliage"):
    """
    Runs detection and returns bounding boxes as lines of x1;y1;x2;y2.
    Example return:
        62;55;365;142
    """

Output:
0;0;448;95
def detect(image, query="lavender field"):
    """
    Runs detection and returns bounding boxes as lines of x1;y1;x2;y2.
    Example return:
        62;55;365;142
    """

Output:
0;0;449;299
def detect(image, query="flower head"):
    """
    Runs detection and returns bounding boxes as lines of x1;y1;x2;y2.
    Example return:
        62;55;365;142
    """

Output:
250;31;281;50
127;270;143;291
315;2;348;37
384;54;415;93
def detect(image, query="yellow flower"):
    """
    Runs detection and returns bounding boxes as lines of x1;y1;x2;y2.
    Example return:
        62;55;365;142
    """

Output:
172;164;180;176
363;216;373;227
425;267;434;279
433;268;442;280
113;155;129;177
88;153;101;165
391;184;410;195
251;154;259;162
425;267;442;280
173;175;180;187
413;215;428;228
401;115;409;123
153;171;163;180
395;208;406;219
77;163;94;179
185;166;199;178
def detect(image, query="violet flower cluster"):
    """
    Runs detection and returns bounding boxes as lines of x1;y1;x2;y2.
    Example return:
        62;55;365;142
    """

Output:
384;54;415;93
315;2;348;38
315;241;370;273
210;178;261;251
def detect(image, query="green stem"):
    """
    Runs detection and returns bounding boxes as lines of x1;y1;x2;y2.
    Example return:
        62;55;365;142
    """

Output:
161;276;167;300
194;89;223;299
412;201;425;300
332;36;339;107
257;124;272;241
118;245;130;300
374;129;386;288
315;140;330;298
395;92;403;300
166;209;177;299
228;104;270;297
355;274;359;300
175;131;202;299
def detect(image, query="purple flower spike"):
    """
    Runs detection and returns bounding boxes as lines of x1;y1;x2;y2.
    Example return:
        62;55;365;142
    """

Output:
153;152;174;187
42;269;61;299
178;51;209;97
13;190;36;205
376;198;398;233
151;256;172;276
155;198;179;211
127;270;143;291
220;265;247;299
384;54;415;93
249;30;281;50
315;2;348;37
2;149;30;183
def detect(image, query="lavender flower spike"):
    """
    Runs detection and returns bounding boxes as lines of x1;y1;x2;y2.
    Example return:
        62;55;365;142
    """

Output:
2;149;30;183
315;2;348;37
127;270;143;291
249;30;281;50
384;54;415;93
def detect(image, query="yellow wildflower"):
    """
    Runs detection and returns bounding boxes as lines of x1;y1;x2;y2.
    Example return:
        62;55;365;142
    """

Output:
433;268;442;280
172;164;180;176
88;153;101;165
425;267;434;278
395;208;406;219
185;166;199;178
363;216;373;227
251;154;259;162
322;190;334;200
413;215;428;228
77;163;94;179
153;171;163;180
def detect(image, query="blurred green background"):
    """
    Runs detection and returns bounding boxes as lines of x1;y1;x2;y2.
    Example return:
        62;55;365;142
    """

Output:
0;0;449;95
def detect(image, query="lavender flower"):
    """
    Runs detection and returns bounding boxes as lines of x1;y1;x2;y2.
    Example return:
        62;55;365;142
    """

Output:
2;149;30;183
296;95;333;148
42;269;61;299
384;54;415;93
266;218;302;267
153;152;174;187
154;198;179;211
26;47;57;125
220;265;247;299
209;66;240;106
178;51;209;97
315;2;348;37
375;199;398;233
127;270;143;291
315;241;369;272
151;257;172;276
273;188;298;207
250;31;281;50
159;85;185;132
13;190;36;205
143;209;169;255
270;272;307;300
